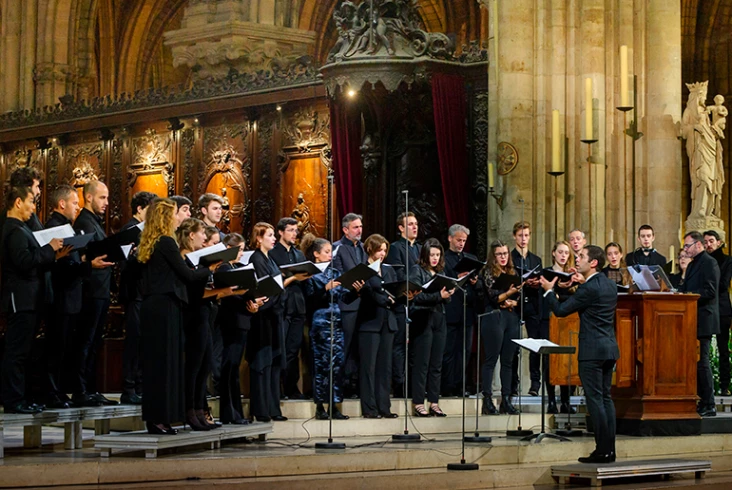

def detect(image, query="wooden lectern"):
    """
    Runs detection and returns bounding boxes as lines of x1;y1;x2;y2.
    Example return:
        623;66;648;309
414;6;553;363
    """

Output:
549;292;701;436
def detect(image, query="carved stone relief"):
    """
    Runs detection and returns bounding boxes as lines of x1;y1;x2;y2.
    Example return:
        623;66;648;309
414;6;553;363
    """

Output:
65;143;103;188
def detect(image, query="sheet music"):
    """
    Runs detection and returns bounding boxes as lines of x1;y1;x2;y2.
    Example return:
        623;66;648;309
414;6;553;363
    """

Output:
315;261;330;272
136;222;145;231
512;338;560;353
522;264;541;280
273;274;284;289
186;242;226;266
332;245;340;258
239;250;254;265
628;265;661;291
241;263;255;270
368;259;381;272
121;245;133;259
32;224;75;247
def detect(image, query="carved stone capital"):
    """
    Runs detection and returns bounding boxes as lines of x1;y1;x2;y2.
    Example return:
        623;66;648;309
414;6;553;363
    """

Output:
33;63;75;84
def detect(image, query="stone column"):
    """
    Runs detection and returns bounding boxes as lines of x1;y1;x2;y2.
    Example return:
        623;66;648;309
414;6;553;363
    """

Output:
1;0;22;112
642;0;682;250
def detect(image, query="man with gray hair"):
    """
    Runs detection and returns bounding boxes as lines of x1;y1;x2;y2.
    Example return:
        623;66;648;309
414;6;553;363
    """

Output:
568;229;587;259
332;212;367;396
442;224;480;396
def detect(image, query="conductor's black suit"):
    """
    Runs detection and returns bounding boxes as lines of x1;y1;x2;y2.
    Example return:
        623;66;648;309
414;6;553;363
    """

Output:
544;272;619;456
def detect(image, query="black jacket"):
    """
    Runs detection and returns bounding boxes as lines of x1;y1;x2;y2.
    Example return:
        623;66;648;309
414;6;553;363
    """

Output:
625;248;667;267
543;272;620;361
511;248;543;316
119;217;143;305
269;242;306;316
409;266;450;315
385;237;421;281
332;235;366;312
357;263;398;333
45;212;90;314
710;248;732;317
216;262;253;332
139;236;211;304
443;249;478;325
73;208;112;300
679;251;720;338
0;217;56;313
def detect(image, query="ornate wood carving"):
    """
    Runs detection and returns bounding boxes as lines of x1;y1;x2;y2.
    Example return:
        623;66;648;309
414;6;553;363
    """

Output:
110;138;124;230
65;143;103;188
254;117;275;225
181;127;196;198
470;90;489;258
128;129;174;197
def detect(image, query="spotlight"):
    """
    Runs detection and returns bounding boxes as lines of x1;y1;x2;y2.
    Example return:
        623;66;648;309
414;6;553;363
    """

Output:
276;105;282;111
347;89;357;98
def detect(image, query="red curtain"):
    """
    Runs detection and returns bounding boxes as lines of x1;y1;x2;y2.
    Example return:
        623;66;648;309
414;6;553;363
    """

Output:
432;73;470;229
329;94;363;218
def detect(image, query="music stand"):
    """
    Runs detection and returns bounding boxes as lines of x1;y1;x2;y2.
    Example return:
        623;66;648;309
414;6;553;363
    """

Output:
512;339;576;443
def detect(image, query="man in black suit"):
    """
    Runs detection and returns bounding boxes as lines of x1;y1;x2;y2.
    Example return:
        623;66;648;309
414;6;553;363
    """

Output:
72;180;117;407
44;185;113;408
170;195;192;228
385;212;421;397
270;217;309;399
0;166;44;233
704;230;732;396
332;212;367;395
198;193;226;242
119;191;156;404
568;229;587;259
680;231;720;417
625;224;667;267
511;221;543;396
2;187;66;413
441;224;479;396
541;245;619;464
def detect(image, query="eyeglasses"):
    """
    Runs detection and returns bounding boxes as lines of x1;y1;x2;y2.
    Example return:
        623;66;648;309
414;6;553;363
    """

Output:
495;252;509;257
682;241;699;250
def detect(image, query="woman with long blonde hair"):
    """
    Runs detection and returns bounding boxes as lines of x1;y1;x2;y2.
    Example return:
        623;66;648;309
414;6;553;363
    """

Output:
138;199;218;435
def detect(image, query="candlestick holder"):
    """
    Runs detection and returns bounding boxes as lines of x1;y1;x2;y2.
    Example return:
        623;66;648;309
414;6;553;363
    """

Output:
489;186;504;208
616;74;643;235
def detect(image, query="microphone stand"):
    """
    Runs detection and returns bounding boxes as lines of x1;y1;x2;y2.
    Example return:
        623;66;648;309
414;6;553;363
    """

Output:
507;198;533;437
464;311;493;443
315;175;345;450
392;189;420;442
555;330;583;437
448;283;480;470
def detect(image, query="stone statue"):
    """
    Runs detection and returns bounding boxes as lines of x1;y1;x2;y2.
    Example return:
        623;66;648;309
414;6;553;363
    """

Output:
681;81;726;235
291;193;311;235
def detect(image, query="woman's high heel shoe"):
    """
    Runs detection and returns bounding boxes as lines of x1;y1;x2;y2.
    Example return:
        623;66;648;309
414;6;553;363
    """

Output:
414;404;430;417
482;397;498;415
186;409;210;431
429;405;447;417
146;422;165;435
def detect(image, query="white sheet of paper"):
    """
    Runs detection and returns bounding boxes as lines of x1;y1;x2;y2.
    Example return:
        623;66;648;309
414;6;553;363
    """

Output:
512;338;560;353
136;222;145;231
315;261;330;272
239;250;254;265
368;259;381;272
32;224;75;247
332;245;340;258
121;244;133;259
273;274;284;289
186;242;226;267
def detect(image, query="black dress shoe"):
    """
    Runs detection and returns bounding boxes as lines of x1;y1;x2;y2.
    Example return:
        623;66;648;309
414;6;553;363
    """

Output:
315;404;329;420
528;383;540;397
5;402;43;414
482;398;498;415
287;392;306;400
499;399;519;415
379;412;399;418
272;415;288;421
699;406;717;417
90;393;119;406
146;422;166;435
363;412;382;419
47;397;70;409
255;416;272;422
72;394;103;407
560;402;576;414
547;400;558;414
120;393;142;405
332;410;349;420
578;452;614;464
162;424;178;435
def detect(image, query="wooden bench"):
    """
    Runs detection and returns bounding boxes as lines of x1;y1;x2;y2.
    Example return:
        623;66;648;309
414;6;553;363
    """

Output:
0;404;142;458
94;422;274;458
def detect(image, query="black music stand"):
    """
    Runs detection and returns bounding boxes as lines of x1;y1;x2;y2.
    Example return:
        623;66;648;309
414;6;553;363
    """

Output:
512;340;576;443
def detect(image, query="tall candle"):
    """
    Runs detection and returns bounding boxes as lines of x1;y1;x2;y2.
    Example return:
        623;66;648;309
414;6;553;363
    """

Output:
585;77;593;140
552;109;561;174
488;161;495;189
620;45;629;107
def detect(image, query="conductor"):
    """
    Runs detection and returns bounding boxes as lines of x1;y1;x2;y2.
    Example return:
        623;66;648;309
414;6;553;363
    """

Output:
540;245;619;464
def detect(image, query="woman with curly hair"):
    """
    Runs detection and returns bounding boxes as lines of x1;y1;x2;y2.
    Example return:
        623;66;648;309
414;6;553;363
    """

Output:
137;199;218;435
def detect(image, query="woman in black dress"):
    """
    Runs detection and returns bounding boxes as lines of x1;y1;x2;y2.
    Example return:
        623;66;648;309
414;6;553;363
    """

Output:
358;234;399;419
137;199;217;435
216;233;261;424
409;238;454;417
247;222;309;422
478;240;522;415
602;242;631;286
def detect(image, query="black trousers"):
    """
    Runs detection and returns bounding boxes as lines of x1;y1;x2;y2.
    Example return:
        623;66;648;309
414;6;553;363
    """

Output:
717;316;731;391
220;327;247;422
122;300;142;396
45;311;77;399
359;325;394;415
441;320;473;396
481;310;519;397
282;312;305;397
184;305;213;411
410;311;447;405
75;297;110;395
250;362;282;418
392;307;407;389
698;336;715;407
2;311;37;406
209;304;222;396
511;310;541;392
578;359;616;455
341;309;359;389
